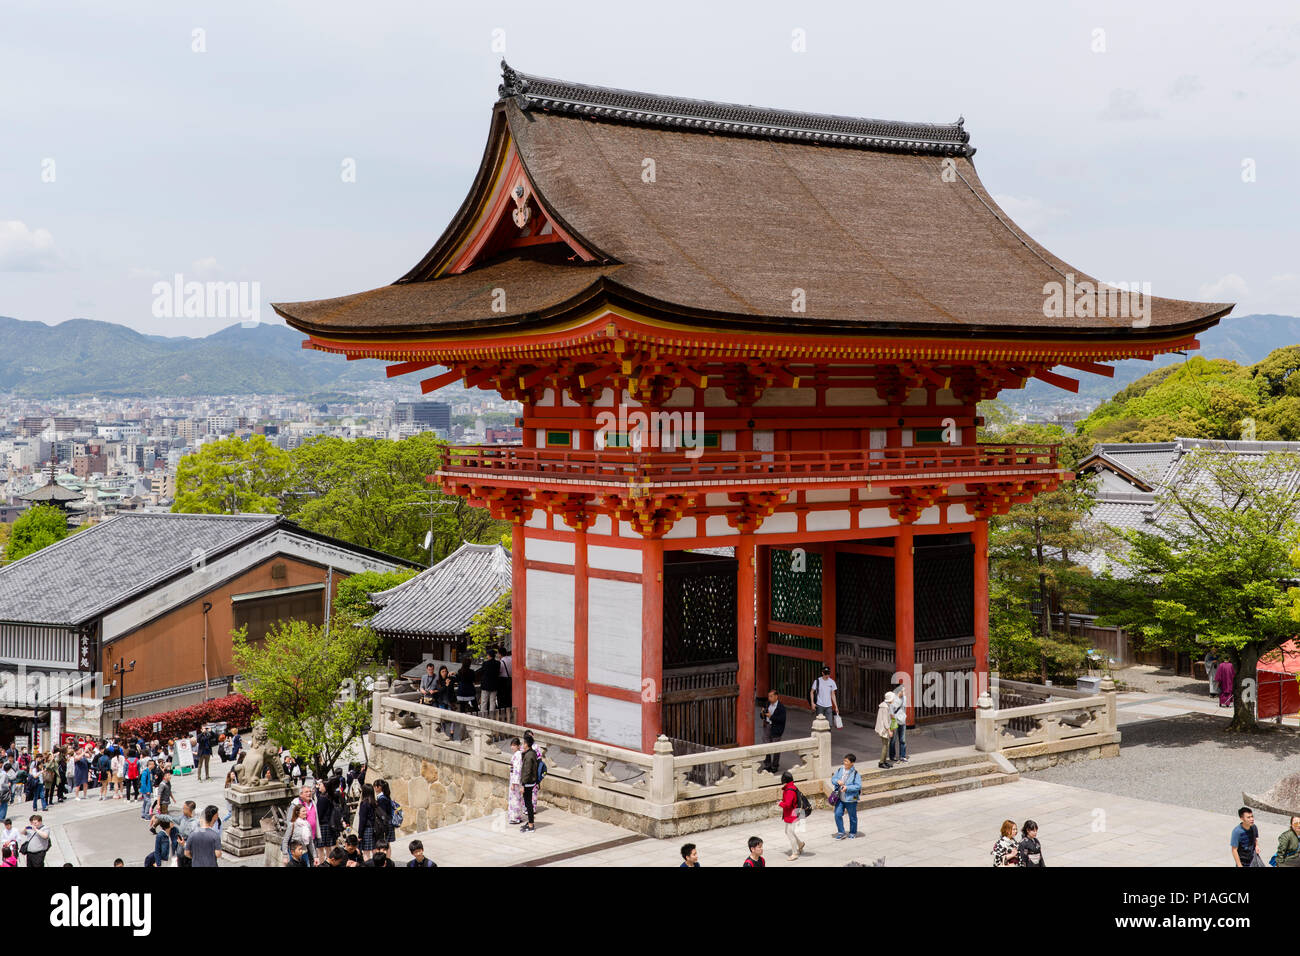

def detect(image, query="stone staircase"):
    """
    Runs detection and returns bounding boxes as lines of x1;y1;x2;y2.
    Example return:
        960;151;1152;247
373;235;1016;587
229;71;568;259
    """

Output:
848;750;1019;809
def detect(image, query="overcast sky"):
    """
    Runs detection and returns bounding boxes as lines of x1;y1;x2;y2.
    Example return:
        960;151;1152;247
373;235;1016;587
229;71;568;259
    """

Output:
3;0;1298;337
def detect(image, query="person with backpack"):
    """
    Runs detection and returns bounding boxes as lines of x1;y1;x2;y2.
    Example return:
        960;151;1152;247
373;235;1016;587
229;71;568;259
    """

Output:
72;750;89;800
829;753;862;840
526;731;546;805
520;735;539;833
375;778;399;843
778;771;806;861
0;762;14;823
21;814;51;867
356;784;382;860
314;778;343;863
138;759;155;819
810;665;839;728
125;750;140;801
96;748;113;800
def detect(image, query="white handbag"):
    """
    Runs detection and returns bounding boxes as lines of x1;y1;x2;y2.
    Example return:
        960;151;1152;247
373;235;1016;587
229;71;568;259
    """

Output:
833;714;843;729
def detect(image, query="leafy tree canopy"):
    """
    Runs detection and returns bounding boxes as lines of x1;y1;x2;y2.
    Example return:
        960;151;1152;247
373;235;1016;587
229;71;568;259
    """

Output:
5;505;76;562
172;433;291;514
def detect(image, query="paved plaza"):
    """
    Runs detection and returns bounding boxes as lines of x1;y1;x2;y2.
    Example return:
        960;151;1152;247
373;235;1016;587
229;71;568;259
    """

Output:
14;679;1295;868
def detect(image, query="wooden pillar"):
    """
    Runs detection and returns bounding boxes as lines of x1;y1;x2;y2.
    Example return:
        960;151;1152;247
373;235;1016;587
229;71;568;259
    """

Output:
573;528;589;738
641;538;664;752
973;518;989;706
755;543;771;695
821;543;837;676
894;523;915;724
512;524;527;724
736;533;756;746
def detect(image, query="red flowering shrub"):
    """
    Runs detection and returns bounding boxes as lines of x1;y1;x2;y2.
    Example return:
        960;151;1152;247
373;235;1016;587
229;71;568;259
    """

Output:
118;693;257;740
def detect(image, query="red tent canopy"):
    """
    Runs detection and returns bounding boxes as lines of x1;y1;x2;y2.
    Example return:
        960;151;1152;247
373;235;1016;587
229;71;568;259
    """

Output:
1258;640;1300;720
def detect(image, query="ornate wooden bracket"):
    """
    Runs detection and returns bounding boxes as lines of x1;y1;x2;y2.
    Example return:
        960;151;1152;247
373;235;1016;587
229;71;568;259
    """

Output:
535;491;596;531
725;490;791;532
600;492;695;538
887;484;946;524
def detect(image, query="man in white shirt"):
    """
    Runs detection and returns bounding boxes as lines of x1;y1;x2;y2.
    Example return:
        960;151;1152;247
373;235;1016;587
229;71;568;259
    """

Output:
810;665;839;727
0;817;18;851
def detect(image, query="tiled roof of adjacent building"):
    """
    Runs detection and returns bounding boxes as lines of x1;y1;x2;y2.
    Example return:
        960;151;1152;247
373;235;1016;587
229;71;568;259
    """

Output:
369;542;511;638
0;513;279;627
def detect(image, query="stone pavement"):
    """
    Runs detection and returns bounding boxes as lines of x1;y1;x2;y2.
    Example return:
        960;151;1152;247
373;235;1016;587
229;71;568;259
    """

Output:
388;776;1245;867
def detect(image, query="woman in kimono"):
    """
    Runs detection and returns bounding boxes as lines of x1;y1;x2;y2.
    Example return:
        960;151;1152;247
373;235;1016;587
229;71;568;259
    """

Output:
1215;658;1235;708
507;737;525;825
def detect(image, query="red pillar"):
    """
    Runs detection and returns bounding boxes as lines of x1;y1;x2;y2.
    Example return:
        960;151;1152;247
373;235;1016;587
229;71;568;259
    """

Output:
736;533;756;746
512;524;527;724
641;538;664;752
821;543;837;678
972;518;989;707
894;523;915;724
755;543;771;696
573;528;589;738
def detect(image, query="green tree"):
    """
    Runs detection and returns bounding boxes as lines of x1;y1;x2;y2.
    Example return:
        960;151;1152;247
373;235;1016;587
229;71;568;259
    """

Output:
983;424;1097;680
1078;357;1258;442
172;434;291;514
232;616;380;778
1106;449;1300;732
5;505;74;561
465;593;512;659
287;433;506;564
334;568;419;621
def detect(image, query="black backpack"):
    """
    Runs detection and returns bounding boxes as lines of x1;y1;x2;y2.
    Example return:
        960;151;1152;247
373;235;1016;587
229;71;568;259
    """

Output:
373;799;391;832
796;788;814;819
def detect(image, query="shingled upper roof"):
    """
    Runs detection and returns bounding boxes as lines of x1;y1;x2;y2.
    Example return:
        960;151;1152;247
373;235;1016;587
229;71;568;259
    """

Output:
275;63;1231;346
369;542;511;639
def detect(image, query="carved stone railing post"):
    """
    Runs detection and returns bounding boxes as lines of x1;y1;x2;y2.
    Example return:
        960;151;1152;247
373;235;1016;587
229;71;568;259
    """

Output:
811;714;832;784
650;735;676;804
974;690;997;752
371;675;390;736
582;754;597;788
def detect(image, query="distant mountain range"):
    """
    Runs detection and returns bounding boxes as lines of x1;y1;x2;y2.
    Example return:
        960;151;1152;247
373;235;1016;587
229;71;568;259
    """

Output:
0;317;396;398
1009;313;1300;411
1;311;1294;403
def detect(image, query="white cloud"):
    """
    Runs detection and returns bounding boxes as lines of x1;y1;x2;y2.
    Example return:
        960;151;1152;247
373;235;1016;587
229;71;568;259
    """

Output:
191;256;221;278
127;266;162;279
992;194;1066;233
1098;89;1161;121
1166;74;1203;101
1198;273;1249;302
0;220;59;271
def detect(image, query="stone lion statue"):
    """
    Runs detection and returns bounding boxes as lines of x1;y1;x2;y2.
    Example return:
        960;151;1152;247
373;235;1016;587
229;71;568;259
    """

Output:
234;722;286;788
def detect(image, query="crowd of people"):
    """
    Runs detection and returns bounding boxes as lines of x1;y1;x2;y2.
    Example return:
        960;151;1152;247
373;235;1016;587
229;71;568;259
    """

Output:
0;727;239;867
415;648;511;714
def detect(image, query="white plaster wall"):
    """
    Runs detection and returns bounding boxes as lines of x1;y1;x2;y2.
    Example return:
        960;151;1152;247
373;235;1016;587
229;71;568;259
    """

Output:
529;538;575;565
525;568;574;678
948;503;973;523
703;387;736;407
757;512;799;534
806;509;851;532
524;511;549;530
588;695;641;750
915;505;943;525
859;508;899;529
663;386;695;407
826;387;882;406
587;578;642;691
805;489;850;503
527;681;574;734
587;544;641;574
755;387;816;407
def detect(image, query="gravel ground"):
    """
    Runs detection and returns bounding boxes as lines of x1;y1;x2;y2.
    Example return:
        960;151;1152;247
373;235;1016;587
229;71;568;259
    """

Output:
1111;663;1209;697
1030;712;1300;842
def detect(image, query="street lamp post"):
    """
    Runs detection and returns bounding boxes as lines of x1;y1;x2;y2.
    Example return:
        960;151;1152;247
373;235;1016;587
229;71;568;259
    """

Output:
113;657;136;726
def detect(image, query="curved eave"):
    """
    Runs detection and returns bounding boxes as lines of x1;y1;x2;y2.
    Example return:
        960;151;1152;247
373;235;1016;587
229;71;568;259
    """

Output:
279;278;1232;356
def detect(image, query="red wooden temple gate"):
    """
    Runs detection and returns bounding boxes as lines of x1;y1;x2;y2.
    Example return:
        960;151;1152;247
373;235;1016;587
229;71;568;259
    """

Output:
276;63;1232;753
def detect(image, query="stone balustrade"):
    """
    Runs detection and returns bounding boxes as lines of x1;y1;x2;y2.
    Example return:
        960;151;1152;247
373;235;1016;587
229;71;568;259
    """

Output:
369;681;833;837
975;678;1120;770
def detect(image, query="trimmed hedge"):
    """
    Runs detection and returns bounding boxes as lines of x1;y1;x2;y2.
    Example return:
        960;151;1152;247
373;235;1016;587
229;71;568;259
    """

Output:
118;693;256;740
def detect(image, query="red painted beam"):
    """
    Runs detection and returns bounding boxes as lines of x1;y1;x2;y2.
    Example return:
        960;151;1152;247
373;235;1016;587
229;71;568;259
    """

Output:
419;368;464;394
387;360;438;378
1062;360;1115;378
